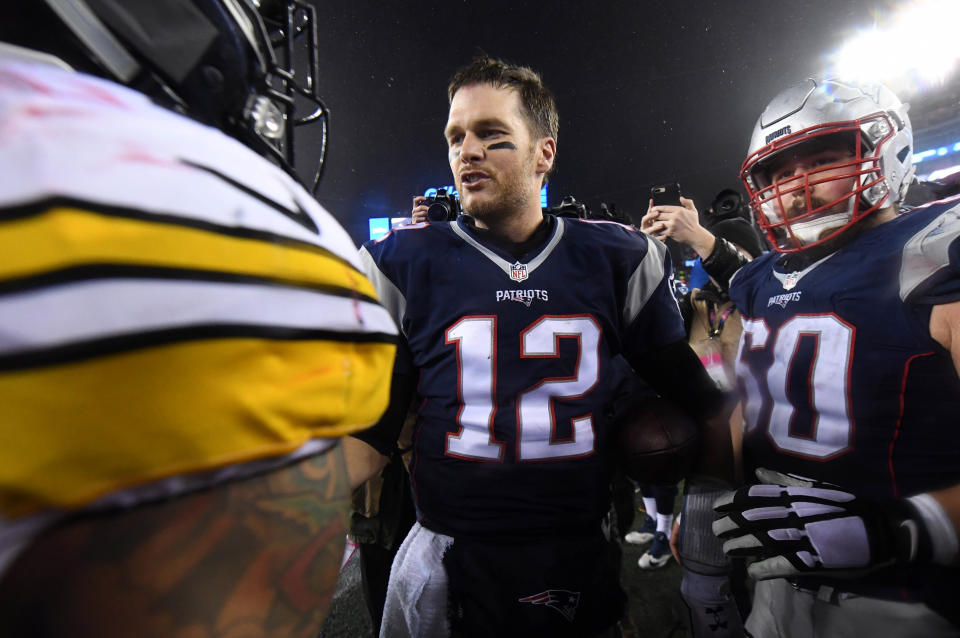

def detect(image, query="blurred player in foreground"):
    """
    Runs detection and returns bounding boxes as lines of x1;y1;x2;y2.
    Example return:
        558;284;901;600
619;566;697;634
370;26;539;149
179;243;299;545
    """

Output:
0;2;396;635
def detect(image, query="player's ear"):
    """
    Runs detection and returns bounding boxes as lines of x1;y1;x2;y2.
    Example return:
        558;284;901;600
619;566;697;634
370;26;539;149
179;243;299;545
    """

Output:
534;137;556;177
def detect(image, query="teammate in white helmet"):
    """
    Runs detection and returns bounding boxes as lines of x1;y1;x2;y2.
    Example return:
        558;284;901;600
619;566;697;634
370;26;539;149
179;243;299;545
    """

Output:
697;77;960;637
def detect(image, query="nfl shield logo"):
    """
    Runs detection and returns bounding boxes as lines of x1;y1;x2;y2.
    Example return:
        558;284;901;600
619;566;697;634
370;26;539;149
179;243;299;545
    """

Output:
783;272;800;290
510;261;528;282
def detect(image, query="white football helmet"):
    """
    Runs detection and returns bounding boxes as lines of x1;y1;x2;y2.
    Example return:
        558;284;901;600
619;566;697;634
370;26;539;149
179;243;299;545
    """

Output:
740;78;914;253
11;0;329;187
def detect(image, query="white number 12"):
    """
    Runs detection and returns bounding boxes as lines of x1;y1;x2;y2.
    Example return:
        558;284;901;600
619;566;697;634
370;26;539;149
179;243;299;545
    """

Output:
445;315;600;462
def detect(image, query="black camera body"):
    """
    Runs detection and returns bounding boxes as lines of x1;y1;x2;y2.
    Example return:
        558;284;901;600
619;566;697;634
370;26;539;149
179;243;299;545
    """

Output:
546;196;633;226
710;188;748;221
546;195;589;219
423;188;461;222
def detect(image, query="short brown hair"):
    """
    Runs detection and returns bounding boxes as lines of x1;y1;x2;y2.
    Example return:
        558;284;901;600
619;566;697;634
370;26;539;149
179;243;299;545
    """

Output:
448;56;559;180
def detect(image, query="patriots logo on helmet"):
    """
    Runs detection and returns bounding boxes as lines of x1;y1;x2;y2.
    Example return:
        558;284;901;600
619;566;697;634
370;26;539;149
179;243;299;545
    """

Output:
517;589;581;622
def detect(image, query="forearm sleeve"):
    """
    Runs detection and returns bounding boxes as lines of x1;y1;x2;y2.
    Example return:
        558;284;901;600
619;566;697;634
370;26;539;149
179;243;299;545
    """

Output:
701;237;749;293
633;339;727;423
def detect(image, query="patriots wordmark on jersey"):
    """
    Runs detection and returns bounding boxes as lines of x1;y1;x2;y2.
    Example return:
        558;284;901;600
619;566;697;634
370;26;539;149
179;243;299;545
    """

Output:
360;215;685;537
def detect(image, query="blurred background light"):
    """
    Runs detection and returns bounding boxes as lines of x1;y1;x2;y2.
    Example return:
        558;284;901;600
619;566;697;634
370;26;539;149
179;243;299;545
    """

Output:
827;0;960;91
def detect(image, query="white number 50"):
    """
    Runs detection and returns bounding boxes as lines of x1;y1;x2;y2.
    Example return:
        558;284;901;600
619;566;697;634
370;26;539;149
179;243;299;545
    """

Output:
738;314;854;459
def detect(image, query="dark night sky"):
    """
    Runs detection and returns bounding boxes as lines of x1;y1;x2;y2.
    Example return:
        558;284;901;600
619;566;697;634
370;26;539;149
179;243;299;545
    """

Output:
292;1;943;245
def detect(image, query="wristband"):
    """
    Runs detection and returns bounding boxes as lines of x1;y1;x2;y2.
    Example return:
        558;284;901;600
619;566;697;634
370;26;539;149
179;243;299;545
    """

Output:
908;493;959;565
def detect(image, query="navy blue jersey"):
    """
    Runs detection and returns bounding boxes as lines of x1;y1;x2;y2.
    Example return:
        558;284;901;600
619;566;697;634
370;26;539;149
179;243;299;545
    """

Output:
360;215;684;537
730;197;960;501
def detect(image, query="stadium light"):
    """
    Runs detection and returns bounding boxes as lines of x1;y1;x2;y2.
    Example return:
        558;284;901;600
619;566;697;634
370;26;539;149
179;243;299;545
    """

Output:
912;140;960;165
827;0;960;90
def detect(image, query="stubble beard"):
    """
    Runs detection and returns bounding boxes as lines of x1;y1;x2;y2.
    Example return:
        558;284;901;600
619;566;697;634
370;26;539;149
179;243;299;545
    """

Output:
464;182;530;226
782;175;859;225
460;148;537;226
786;193;850;222
776;191;860;256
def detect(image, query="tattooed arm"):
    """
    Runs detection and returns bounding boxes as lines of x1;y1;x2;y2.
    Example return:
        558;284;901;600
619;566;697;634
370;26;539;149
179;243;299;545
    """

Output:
0;442;353;638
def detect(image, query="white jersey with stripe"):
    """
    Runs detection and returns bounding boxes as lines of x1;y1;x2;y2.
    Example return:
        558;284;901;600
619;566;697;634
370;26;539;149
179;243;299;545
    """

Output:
0;55;397;572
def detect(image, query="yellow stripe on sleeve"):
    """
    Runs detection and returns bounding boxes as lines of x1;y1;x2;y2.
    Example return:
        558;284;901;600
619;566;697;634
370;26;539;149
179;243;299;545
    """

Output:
1;206;377;299
0;336;395;518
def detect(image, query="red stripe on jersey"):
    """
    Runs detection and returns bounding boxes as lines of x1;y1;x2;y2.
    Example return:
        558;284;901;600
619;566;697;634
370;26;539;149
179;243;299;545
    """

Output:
889;352;935;498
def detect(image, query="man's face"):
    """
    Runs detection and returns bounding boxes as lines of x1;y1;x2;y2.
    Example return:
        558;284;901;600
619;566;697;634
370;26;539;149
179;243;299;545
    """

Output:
444;84;551;224
764;145;857;225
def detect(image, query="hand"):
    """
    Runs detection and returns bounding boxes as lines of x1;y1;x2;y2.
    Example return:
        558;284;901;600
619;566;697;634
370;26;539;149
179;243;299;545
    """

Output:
640;197;716;257
712;468;927;580
411;196;429;224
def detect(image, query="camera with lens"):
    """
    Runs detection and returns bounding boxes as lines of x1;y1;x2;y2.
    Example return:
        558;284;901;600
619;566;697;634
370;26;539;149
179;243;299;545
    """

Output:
423;188;461;222
546;195;589;219
545;196;634;226
710;188;748;221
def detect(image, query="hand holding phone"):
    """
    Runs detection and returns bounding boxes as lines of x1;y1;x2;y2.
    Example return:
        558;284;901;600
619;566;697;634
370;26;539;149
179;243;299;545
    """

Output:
643;187;715;255
651;182;682;207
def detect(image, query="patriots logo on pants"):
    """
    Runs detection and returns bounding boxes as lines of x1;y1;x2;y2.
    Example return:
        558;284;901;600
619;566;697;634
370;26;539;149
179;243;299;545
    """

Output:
518;589;581;622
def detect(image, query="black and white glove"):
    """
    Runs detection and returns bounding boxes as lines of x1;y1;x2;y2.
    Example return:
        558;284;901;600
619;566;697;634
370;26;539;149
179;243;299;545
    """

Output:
712;468;931;580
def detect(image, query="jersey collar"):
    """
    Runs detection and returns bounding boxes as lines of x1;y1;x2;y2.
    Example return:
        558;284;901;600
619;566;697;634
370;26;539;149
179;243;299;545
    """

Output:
451;214;565;281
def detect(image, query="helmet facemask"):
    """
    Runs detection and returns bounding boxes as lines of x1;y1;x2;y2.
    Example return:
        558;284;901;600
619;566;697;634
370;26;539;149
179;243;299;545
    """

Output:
225;0;328;188
41;0;328;190
742;114;899;253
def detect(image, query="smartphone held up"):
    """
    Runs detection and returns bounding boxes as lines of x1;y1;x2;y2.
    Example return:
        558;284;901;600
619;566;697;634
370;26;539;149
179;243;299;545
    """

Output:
651;182;682;207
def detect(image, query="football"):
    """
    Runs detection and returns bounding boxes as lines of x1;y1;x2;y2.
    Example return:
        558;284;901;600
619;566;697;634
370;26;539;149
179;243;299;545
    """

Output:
617;396;700;485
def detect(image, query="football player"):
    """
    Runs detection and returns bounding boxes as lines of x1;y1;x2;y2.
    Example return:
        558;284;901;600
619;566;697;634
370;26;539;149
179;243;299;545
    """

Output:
699;78;960;635
344;56;734;638
0;1;396;635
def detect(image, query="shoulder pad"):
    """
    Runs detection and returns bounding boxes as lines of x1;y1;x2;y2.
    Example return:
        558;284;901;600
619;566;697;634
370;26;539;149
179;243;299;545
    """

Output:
900;201;960;302
358;245;406;330
623;233;670;325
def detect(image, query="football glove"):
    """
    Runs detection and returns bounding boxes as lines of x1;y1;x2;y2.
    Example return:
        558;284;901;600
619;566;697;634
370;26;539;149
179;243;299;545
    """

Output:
712;468;930;580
